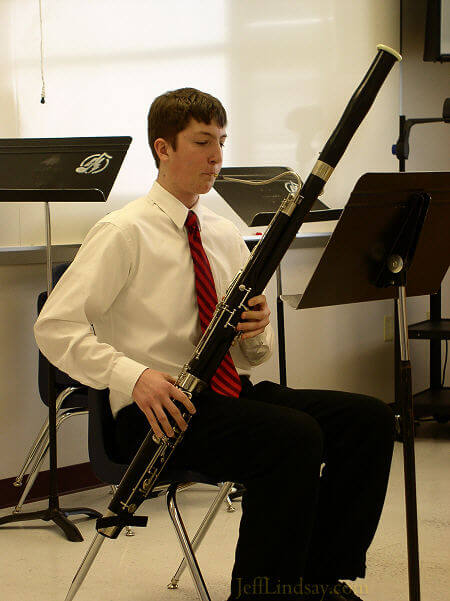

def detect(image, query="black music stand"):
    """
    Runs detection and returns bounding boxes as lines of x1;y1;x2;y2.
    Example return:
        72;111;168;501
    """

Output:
214;166;342;386
392;102;450;422
0;136;131;541
282;171;450;601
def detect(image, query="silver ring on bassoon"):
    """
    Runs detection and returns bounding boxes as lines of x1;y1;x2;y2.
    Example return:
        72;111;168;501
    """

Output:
176;371;208;394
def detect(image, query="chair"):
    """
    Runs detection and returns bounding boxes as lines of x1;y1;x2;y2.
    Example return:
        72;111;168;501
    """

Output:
86;387;235;600
12;262;99;514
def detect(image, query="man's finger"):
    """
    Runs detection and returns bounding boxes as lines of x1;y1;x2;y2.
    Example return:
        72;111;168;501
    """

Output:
142;406;165;439
171;384;196;414
163;399;188;432
164;372;177;384
248;294;265;307
238;317;270;331
153;407;175;438
241;309;265;321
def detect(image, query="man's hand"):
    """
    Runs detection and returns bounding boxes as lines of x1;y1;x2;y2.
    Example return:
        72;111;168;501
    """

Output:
236;294;271;340
132;369;196;439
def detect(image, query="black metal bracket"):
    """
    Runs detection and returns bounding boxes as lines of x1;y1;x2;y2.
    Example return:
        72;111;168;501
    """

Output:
374;191;430;289
96;514;148;537
392;100;450;165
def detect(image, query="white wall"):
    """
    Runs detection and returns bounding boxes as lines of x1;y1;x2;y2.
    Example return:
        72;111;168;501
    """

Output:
2;0;401;245
3;0;441;483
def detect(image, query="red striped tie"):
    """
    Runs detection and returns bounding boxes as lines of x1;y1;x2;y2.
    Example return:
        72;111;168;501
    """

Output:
185;210;242;398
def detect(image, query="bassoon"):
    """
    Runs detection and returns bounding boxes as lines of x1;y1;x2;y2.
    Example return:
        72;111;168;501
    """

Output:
65;44;401;601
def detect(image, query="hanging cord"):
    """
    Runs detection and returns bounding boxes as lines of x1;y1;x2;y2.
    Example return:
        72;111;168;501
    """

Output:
39;0;46;103
442;340;448;387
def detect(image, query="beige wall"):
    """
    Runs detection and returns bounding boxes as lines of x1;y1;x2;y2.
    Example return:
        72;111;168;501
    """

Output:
400;0;450;393
0;264;90;476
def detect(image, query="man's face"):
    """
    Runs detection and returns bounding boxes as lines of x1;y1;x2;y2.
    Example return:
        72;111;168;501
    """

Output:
158;118;227;206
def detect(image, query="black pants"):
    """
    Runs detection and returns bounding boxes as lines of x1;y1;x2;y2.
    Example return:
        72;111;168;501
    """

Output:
114;377;395;600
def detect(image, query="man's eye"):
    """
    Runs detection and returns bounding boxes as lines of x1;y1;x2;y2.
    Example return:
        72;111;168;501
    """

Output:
195;140;225;148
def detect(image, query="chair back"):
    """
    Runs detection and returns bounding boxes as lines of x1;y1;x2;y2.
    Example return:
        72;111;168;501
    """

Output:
37;262;87;405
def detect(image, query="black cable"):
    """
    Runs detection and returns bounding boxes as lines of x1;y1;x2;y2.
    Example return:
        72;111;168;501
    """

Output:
39;0;46;103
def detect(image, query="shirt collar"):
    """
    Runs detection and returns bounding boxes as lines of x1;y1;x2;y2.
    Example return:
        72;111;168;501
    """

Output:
147;181;204;231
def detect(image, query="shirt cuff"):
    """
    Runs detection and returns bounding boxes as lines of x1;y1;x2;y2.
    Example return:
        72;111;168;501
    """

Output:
109;356;149;398
241;331;267;348
239;329;273;364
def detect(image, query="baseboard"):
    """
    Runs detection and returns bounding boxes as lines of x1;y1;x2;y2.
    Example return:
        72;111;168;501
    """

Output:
0;462;104;510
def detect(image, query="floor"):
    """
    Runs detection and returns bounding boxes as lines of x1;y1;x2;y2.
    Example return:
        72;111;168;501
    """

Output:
0;422;448;601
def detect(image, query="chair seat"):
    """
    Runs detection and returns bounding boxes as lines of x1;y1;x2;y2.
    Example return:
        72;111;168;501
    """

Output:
88;388;223;491
91;460;221;493
160;469;219;487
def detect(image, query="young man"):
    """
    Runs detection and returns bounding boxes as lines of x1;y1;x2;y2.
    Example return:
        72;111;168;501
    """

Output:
34;88;395;601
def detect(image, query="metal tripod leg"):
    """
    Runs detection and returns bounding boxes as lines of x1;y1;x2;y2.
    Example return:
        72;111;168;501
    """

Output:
167;482;234;590
397;285;421;601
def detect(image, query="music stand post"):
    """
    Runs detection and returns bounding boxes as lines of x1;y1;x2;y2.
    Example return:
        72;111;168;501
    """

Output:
282;172;450;601
392;105;450;422
0;136;131;541
0;193;106;541
374;190;430;601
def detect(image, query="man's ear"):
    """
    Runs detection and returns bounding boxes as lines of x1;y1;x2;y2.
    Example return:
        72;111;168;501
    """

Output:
154;138;171;164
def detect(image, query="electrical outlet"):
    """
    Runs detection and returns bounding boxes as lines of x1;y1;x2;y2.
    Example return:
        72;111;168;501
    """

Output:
384;315;394;342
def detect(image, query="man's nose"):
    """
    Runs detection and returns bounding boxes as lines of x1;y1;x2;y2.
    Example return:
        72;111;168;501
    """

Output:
209;142;223;163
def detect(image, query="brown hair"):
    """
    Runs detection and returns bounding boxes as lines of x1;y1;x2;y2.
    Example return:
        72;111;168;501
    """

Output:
148;87;227;168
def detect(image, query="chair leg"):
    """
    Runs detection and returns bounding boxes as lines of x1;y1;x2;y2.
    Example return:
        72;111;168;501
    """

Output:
167;481;234;594
13;409;87;513
166;483;211;601
13;417;50;488
14;387;83;486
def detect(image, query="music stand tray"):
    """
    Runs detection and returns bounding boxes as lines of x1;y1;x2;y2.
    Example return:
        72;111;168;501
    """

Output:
282;171;450;601
283;172;450;310
214;165;342;388
213;165;339;226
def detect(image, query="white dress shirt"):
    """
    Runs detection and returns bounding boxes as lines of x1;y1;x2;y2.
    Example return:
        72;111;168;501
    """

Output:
34;181;273;417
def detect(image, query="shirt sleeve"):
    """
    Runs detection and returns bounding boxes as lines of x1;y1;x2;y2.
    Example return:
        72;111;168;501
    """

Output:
232;229;274;367
33;221;148;397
